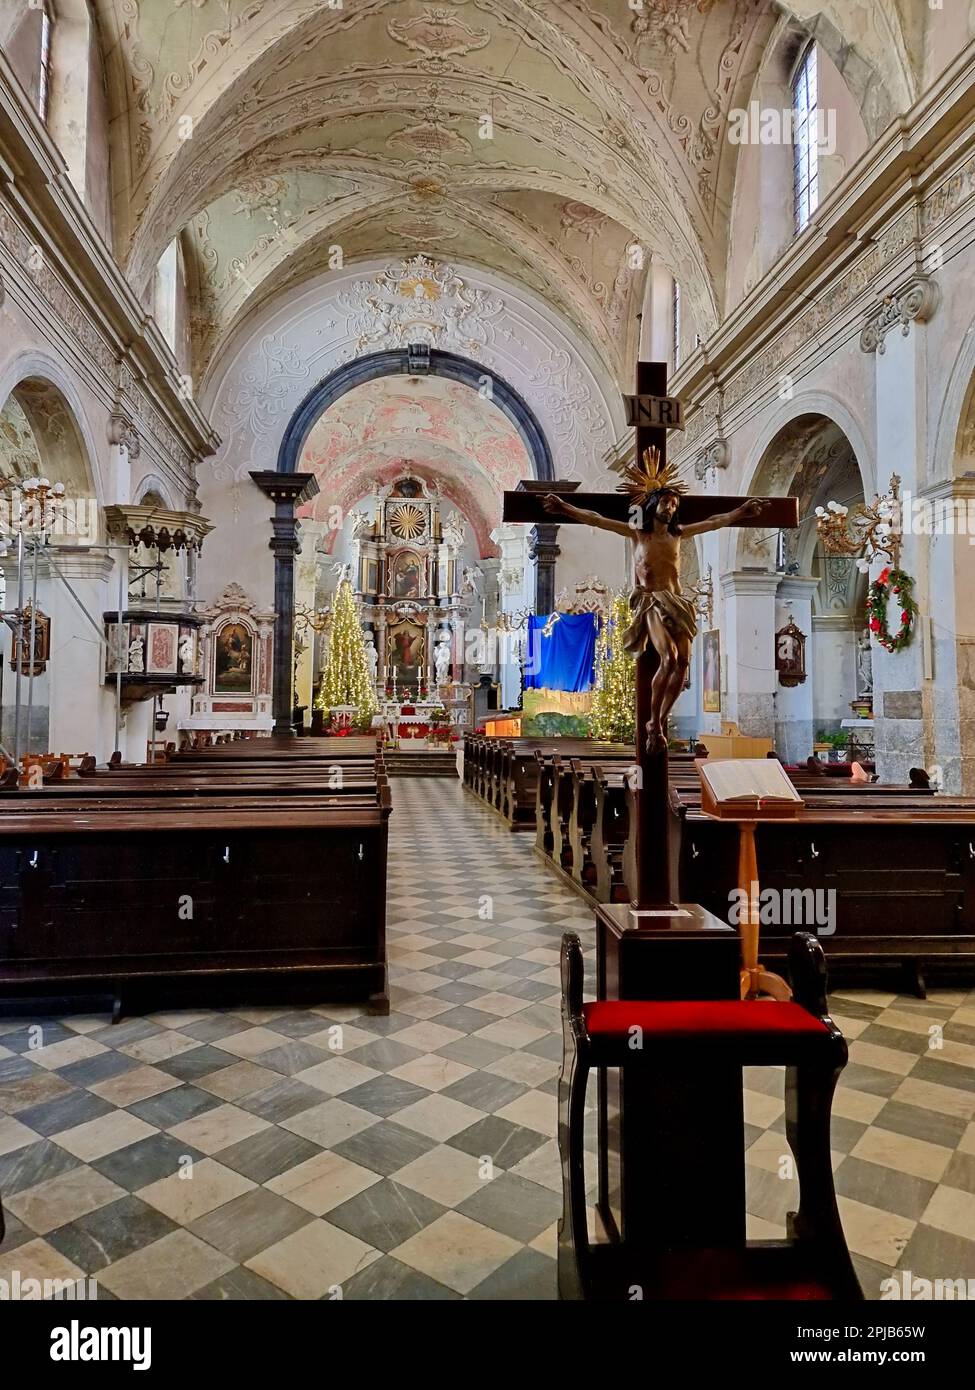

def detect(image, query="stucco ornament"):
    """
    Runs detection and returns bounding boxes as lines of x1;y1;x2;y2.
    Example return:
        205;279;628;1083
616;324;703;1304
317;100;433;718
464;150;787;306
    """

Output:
387;7;492;60
339;256;505;354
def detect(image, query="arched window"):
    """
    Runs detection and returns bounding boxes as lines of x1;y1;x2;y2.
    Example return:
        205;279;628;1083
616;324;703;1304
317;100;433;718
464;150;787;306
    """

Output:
793;44;819;234
37;1;54;122
153;240;179;352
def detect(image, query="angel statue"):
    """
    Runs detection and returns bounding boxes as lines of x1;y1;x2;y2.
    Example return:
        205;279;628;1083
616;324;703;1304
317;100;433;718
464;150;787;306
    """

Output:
441;510;466;549
544;447;766;752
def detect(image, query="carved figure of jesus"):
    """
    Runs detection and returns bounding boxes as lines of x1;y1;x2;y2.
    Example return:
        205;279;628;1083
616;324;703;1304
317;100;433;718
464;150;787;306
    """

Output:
544;453;766;751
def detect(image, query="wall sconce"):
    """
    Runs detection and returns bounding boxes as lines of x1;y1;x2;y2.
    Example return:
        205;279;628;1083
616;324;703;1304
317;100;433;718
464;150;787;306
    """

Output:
815;474;901;573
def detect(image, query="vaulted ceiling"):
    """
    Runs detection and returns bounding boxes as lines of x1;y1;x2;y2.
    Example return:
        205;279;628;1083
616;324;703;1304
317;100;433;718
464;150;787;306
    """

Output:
91;0;922;386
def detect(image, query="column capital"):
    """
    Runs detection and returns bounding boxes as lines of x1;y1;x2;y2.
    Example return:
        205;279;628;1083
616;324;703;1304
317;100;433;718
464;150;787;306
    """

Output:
719;568;780;597
249;471;319;508
0;547;116;583
268;515;302;559
527;522;561;565
812;613;856;631
776;574;820;603
860;274;939;355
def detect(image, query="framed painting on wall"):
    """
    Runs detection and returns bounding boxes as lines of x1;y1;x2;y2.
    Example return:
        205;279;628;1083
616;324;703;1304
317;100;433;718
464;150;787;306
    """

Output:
390;550;424;600
214;621;254;694
702;630;721;714
386;618;425;677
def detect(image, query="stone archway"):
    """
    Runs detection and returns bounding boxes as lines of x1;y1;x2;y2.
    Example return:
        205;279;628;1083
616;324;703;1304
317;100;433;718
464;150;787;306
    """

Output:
0;373;104;760
716;410;871;759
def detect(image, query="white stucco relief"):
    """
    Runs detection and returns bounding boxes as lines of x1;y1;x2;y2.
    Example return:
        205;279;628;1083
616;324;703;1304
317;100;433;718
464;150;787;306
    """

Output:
203;257;623;492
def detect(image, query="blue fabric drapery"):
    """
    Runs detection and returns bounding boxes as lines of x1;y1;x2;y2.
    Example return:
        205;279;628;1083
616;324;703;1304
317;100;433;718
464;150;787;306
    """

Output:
524;612;598;692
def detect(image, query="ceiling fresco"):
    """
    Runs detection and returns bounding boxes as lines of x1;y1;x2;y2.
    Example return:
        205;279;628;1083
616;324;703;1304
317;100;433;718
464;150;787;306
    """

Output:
81;0;927;445
294;373;531;557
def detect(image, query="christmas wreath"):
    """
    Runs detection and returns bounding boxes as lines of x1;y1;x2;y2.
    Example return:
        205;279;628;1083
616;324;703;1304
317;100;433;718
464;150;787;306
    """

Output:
866;567;918;653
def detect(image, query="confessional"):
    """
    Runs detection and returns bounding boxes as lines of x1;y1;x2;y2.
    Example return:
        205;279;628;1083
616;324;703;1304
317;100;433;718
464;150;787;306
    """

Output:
558;930;863;1301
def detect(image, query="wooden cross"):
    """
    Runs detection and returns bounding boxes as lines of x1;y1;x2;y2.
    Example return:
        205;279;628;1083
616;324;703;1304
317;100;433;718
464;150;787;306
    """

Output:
503;361;799;909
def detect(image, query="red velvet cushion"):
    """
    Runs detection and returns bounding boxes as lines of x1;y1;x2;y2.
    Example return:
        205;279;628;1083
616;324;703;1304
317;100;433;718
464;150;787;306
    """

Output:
582;999;828;1039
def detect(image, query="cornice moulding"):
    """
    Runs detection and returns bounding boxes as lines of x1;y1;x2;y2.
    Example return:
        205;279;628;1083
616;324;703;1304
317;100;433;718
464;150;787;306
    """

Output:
0;54;219;467
672;42;975;412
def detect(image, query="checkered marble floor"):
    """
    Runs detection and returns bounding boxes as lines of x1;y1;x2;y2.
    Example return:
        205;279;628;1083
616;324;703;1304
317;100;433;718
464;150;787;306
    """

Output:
0;777;974;1300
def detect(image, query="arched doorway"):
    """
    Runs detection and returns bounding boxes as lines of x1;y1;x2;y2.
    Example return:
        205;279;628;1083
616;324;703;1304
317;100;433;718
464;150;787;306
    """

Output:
277;348;553;482
725;412;870;761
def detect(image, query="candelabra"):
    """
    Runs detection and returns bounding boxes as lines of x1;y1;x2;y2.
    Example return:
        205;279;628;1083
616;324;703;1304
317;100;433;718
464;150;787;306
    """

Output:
689;565;714;627
492;607;532;633
293;602;331;707
815;474;901;572
0;477;69;770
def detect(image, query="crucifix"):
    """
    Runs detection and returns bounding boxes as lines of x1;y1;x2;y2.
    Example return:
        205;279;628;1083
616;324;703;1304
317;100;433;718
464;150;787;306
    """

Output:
503;361;799;910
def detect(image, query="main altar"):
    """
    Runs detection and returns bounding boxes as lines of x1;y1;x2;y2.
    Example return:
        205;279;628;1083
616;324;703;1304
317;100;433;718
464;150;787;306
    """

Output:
346;468;473;697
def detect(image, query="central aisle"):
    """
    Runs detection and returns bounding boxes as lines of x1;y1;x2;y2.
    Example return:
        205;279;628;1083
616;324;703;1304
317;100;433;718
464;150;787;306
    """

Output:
1;779;973;1300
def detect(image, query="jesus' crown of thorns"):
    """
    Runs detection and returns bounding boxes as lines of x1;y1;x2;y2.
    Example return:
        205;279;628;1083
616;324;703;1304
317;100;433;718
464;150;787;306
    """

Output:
615;446;689;506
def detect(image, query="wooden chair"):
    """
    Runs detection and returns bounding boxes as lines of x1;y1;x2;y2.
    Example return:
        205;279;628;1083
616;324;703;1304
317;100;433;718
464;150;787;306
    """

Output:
558;930;862;1301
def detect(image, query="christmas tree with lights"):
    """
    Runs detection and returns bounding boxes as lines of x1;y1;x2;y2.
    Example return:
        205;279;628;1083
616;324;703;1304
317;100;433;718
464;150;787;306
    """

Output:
588;592;636;744
316;578;378;726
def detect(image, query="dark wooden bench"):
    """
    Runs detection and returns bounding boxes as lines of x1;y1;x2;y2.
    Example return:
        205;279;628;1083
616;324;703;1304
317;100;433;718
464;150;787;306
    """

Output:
0;739;392;1018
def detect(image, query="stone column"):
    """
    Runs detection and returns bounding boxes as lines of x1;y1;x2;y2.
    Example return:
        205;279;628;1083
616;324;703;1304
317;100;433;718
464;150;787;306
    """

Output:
376;602;388;685
528;524;560;615
774;575;818;762
718;569;780;736
107;415;139;505
124;697;154;766
860;274;938;783
921;476;975;791
250;471;320;736
812;613;858;736
46;549;117;761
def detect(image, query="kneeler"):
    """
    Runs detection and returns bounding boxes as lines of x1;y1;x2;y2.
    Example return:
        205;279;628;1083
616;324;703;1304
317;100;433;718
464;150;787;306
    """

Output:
558;931;863;1301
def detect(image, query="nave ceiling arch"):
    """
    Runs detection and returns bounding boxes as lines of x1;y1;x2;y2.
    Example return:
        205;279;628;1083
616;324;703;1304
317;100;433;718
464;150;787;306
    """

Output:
91;0;827;387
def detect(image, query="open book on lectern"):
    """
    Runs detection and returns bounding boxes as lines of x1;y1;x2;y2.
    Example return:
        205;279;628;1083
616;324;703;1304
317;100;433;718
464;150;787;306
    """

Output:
695;758;804;819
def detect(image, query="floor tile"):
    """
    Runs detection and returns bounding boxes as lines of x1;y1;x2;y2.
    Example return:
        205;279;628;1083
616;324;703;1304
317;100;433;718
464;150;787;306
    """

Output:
137;1158;255;1225
189;1188;313;1263
98;1229;234;1300
265;1149;382;1216
392;1210;521;1295
7;1164;126;1235
245;1219;380;1299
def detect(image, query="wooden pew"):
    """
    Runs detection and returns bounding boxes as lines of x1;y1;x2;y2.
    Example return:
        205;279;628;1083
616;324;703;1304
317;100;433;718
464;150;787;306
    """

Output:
0;738;393;1018
666;783;975;993
524;749;975;988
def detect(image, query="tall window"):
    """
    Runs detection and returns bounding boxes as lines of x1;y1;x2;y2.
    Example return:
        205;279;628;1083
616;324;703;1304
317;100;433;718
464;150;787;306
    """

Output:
37;2;54;123
672;279;681;370
793;44;819;234
153;240;179;352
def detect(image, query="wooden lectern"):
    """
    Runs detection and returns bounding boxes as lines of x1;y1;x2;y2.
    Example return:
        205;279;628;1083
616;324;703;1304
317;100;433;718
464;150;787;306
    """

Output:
697;759;804;1000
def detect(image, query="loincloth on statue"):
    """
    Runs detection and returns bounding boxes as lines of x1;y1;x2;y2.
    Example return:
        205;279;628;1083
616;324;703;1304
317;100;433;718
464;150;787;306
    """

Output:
622;587;698;654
